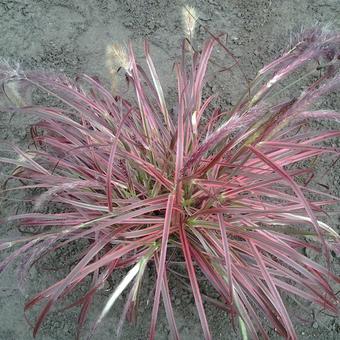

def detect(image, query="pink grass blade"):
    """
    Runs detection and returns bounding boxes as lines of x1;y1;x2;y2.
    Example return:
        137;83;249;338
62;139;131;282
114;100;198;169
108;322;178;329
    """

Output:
217;214;234;303
179;222;212;340
249;240;297;339
149;193;175;339
174;64;185;187
248;145;331;257
106;108;131;212
144;41;173;132
192;38;217;111
153;253;180;340
160;270;179;340
128;43;158;140
119;151;173;190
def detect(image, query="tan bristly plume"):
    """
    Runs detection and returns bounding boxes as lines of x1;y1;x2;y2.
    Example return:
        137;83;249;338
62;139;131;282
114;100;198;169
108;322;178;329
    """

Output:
105;43;130;93
106;43;130;73
182;5;198;40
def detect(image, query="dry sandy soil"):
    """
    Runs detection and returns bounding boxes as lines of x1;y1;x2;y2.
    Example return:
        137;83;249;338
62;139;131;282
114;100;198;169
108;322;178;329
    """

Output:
0;0;339;339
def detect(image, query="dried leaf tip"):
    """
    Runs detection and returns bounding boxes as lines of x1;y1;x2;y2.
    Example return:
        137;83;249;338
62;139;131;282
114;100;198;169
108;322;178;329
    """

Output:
182;6;198;40
106;43;130;73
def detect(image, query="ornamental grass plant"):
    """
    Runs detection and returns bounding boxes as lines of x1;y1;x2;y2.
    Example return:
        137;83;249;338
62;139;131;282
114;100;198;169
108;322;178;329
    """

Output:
0;7;340;340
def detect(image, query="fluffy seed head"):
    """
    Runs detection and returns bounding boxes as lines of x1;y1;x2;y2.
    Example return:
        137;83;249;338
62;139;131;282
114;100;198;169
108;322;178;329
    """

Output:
182;6;198;39
5;81;25;106
106;43;130;73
